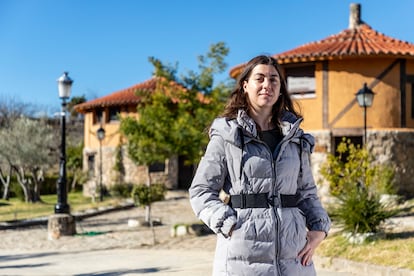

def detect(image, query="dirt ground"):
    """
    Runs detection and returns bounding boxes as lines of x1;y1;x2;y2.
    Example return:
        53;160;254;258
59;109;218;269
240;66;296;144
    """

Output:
0;191;217;252
1;191;413;276
1;190;414;253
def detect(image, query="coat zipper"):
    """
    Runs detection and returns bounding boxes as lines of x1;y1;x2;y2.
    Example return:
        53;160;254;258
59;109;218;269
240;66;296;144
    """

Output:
241;122;300;275
272;130;296;276
251;136;282;275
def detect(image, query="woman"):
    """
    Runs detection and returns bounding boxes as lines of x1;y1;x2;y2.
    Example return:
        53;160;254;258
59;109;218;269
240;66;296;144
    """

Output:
189;55;331;275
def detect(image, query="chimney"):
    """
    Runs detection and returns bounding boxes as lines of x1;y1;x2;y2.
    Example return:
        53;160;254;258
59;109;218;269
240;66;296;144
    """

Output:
349;3;361;29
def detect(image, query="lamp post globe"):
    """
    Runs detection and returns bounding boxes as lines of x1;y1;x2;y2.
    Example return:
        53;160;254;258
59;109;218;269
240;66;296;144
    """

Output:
97;127;105;141
356;83;375;108
57;72;73;99
55;72;73;214
355;83;375;145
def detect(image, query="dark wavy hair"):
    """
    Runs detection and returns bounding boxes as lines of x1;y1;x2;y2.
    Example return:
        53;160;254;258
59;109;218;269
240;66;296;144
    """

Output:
221;55;301;126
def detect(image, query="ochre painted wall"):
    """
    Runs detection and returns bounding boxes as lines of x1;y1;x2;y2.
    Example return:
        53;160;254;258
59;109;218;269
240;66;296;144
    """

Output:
83;105;138;150
295;62;324;130
297;57;413;131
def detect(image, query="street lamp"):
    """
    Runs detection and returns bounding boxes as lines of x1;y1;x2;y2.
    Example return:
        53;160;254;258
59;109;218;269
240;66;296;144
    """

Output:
355;83;375;145
96;126;105;202
55;72;73;214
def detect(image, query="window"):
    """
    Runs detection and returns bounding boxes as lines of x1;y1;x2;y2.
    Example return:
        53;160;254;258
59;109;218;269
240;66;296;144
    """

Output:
285;64;316;99
108;107;120;122
94;109;103;125
149;162;165;172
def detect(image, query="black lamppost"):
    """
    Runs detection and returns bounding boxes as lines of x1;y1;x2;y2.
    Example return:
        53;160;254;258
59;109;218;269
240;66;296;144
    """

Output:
356;83;375;145
55;72;73;214
96;126;105;202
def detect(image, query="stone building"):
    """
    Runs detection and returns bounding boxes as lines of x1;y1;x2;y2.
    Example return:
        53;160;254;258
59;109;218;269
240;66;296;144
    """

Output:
230;3;414;197
74;77;194;196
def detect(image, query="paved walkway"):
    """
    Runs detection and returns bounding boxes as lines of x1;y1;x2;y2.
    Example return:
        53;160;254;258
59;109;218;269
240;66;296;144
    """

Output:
0;249;354;276
0;191;412;275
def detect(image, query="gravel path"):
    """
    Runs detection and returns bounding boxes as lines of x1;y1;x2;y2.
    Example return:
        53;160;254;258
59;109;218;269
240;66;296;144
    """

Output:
0;191;217;252
1;190;413;252
1;191;413;276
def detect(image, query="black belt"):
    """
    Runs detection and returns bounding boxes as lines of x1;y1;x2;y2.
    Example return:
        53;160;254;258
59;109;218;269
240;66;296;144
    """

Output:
229;193;299;209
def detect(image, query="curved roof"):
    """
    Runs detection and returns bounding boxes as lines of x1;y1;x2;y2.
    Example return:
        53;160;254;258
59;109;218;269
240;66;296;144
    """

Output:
229;21;414;78
275;23;414;64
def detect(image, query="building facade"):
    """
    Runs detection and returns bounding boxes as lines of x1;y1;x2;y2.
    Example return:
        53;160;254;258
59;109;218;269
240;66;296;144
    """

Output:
230;3;414;197
76;4;414;198
74;77;193;197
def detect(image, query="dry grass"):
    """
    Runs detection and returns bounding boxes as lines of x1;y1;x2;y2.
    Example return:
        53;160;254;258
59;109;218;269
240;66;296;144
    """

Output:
317;198;414;270
0;192;126;222
317;232;414;270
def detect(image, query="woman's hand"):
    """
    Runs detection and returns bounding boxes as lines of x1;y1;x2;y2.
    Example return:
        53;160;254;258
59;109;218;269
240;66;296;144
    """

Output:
297;230;326;266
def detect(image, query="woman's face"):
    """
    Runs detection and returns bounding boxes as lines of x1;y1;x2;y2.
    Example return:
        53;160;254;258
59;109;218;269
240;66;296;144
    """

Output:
243;64;281;113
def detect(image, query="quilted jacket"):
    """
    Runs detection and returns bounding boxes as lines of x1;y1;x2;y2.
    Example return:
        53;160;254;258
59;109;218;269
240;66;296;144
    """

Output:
189;110;331;275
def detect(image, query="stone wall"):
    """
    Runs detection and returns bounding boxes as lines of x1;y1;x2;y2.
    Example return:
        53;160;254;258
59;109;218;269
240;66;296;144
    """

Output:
309;129;414;203
368;129;414;197
82;145;178;197
308;130;333;205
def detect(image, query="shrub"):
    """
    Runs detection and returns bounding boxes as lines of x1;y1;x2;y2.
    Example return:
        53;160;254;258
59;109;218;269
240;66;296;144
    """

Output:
131;183;166;207
9;181;25;201
331;184;397;234
320;138;398;234
110;183;134;198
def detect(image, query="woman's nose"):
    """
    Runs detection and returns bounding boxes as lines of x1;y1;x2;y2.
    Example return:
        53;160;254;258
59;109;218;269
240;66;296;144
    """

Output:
263;78;272;89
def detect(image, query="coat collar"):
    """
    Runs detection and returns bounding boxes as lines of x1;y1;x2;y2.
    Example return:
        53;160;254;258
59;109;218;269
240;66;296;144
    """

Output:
236;109;302;139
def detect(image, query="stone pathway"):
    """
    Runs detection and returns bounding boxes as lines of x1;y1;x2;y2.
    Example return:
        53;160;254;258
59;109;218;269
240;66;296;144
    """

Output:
0;190;413;276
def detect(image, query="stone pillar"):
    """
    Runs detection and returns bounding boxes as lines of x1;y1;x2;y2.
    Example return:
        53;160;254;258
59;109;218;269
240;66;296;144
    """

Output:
48;214;76;240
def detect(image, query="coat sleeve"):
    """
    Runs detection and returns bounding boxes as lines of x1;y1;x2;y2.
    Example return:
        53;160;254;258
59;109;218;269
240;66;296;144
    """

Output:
188;133;237;237
297;134;331;235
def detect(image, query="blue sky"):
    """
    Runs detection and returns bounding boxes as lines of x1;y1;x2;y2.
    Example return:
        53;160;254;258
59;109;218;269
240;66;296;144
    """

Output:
1;0;414;115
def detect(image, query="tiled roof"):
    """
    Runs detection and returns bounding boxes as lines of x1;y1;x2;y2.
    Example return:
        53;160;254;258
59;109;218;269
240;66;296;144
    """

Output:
275;23;414;64
74;77;193;113
229;23;414;78
74;77;207;113
74;77;157;113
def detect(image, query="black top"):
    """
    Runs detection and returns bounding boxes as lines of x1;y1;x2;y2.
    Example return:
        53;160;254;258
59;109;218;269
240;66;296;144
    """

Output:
260;127;284;153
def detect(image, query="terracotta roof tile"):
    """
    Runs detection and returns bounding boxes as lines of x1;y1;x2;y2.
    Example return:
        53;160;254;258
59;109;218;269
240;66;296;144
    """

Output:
229;23;414;78
74;77;157;112
74;77;206;113
275;24;414;64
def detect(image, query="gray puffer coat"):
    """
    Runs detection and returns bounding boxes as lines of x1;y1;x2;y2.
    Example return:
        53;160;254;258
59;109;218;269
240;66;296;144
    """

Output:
189;110;331;276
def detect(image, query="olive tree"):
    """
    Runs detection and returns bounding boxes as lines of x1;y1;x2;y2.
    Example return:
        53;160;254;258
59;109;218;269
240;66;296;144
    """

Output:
0;96;33;200
0;117;55;202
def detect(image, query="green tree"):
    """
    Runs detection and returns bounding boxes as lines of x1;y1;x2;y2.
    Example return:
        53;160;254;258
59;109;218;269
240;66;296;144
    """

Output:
0;117;54;202
0;96;33;199
120;42;231;222
121;41;231;167
67;141;87;191
67;95;86;120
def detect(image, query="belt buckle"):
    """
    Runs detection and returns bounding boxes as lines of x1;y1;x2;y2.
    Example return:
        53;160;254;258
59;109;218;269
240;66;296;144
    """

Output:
269;195;280;208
